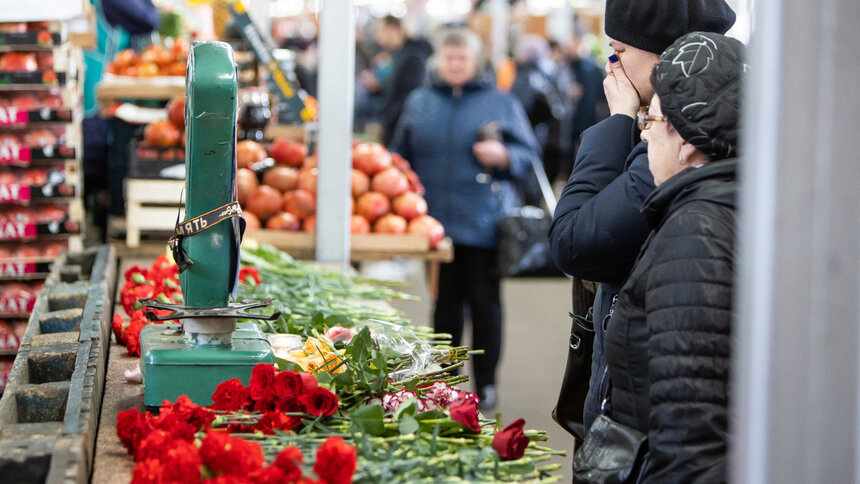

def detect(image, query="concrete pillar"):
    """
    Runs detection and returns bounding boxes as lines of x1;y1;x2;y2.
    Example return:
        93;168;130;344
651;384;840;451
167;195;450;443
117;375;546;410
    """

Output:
732;0;860;481
315;1;355;263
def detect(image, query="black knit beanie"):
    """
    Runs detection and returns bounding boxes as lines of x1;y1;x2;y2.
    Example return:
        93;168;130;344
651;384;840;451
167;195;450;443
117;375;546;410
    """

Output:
605;0;736;55
654;32;748;160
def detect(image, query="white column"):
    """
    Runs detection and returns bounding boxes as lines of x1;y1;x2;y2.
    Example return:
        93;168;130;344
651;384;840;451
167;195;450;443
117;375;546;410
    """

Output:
490;0;509;66
547;3;573;42
315;1;355;263
732;0;860;481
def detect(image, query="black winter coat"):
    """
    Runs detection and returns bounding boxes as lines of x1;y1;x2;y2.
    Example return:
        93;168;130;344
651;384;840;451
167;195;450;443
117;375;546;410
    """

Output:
604;160;738;483
547;113;655;427
381;39;432;145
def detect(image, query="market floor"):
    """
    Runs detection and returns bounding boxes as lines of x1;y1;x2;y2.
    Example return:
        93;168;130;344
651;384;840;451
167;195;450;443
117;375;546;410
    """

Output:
364;260;576;482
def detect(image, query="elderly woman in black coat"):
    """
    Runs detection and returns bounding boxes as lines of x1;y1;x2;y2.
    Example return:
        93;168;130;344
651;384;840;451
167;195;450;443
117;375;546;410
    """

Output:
583;32;748;482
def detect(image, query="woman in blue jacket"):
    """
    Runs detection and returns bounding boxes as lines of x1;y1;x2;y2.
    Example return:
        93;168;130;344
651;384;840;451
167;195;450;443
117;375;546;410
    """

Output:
389;28;540;409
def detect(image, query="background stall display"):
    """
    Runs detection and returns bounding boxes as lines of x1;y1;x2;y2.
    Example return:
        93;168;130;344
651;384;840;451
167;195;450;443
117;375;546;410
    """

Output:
0;20;84;395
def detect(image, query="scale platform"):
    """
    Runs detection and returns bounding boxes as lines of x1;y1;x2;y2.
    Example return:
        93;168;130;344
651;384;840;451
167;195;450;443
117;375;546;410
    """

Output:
140;322;275;409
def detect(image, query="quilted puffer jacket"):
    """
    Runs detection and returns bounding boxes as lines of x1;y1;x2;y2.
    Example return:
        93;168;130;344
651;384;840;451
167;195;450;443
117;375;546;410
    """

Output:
603;159;738;483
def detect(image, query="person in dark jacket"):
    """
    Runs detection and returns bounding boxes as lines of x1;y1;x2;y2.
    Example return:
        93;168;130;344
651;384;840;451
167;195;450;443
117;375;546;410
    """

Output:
547;0;737;432
389;28;540;409
362;16;432;146
596;32;748;482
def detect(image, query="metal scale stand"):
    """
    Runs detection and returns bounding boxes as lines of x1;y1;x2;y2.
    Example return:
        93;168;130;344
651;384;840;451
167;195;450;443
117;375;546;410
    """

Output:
137;41;277;409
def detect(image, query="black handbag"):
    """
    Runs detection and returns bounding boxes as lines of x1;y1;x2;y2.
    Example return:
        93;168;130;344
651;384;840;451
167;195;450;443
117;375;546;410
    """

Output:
551;309;594;440
573;413;648;484
496;155;563;277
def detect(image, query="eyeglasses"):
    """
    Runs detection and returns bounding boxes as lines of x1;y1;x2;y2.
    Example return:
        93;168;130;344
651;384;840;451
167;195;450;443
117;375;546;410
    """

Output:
637;111;669;131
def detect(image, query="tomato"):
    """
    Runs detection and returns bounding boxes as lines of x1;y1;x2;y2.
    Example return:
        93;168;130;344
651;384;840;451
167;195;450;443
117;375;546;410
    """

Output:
355;192;390;224
265;212;301;231
302;215;316;233
350;214;371;234
6;207;36;223
262;166;298;193
40;93;63;108
13;246;40;258
0;53;38;72
351;169;369;198
9;94;38;110
303;154;317;169
166;96;185;130
41;242;66;258
236;168;259;207
236;140;267;169
268;138;307;167
352;142;392;175
408;215;445;249
373;213;407;234
113;49;136;69
36;52;53;70
0;23;27;34
392;192;428;221
297;167;318;193
36;204;66;223
143;120;181;147
245;186;282;221
371;167;409;199
282;189;316;219
242;211;261;230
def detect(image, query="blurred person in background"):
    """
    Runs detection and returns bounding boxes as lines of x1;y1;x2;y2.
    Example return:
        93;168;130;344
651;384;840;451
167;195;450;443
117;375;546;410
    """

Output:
510;34;570;192
564;19;607;171
548;0;736;437
360;16;432;145
389;28;540;410
592;32;747;481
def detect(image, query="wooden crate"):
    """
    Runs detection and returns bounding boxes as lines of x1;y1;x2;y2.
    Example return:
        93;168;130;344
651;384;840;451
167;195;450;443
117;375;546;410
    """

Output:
125;178;184;248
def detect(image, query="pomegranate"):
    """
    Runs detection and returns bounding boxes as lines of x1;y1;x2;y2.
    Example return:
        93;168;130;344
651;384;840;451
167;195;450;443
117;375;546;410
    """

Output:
351;169;370;198
236;140;267;169
166;96;185;130
372;167;409;199
236;168;259;207
13;246;40;258
242;211;261;230
37;204;66;222
2;282;34;300
245;186;282;221
408;215;445;249
0;172;18;185
36;51;53;70
143;120;180;147
303;154;317;168
373;213;407;234
355;191;390;224
302;215;316;233
352;142;392;175
297;167;318;193
9;94;38;110
268;138;307;167
351;214;371;234
392;192;428;220
7;207;36;223
19;169;47;186
262;166;298;193
265;212;301;231
282;189;316;219
42;242;66;258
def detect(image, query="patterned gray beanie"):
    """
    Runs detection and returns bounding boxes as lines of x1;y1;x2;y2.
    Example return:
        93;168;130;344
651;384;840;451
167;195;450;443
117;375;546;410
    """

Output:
654;32;748;160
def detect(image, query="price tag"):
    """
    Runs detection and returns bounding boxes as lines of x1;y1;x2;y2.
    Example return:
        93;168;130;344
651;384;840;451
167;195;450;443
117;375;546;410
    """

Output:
0;107;28;126
0;184;30;202
0;144;30;165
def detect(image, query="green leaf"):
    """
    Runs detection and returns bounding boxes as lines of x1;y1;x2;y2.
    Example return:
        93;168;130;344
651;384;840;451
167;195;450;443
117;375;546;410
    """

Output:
398;414;419;435
274;357;301;372
349;403;386;436
393;398;418;421
315;372;334;385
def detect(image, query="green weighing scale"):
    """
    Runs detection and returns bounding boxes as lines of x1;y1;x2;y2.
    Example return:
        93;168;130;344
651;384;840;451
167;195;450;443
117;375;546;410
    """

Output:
137;41;278;410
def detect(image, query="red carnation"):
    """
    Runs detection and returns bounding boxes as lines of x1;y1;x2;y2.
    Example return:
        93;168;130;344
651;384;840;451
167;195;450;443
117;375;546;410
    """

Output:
162;395;215;430
199;430;264;476
124;265;148;282
131;458;164;484
313;436;357;484
449;396;481;433
255;411;301;435
135;429;175;462
299;387;338;417
492;418;530;461
239;266;261;285
151;407;197;443
124;317;146;357
210;378;251;412
161;438;202;482
117;408;153;456
249;363;276;401
112;314;126;344
248;466;289;484
274;446;304;482
203;476;244;484
272;370;303;400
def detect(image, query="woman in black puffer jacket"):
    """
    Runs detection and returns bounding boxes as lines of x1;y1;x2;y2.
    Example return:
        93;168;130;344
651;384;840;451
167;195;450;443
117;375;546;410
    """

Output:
598;32;748;482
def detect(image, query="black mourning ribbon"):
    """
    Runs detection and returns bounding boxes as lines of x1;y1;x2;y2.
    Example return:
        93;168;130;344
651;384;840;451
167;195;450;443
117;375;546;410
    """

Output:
168;200;243;273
